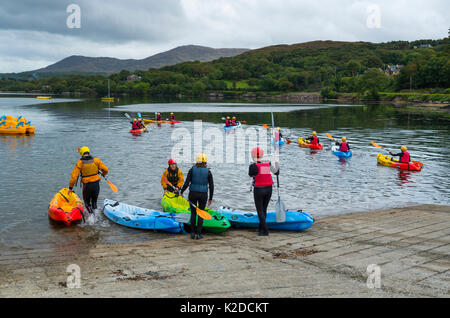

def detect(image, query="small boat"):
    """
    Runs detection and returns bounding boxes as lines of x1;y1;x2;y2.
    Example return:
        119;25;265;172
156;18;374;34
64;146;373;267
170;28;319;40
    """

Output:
224;122;242;131
217;206;314;231
102;199;184;233
332;145;352;159
377;154;422;171
36;96;51;99
48;188;84;226
298;138;323;150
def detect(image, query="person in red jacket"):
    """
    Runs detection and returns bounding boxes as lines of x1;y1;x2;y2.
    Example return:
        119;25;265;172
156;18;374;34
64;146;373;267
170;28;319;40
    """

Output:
156;113;162;121
137;118;144;129
389;146;410;163
248;147;279;236
131;118;139;130
225;116;231;127
306;131;319;145
169;112;175;121
336;137;350;152
231;116;237;126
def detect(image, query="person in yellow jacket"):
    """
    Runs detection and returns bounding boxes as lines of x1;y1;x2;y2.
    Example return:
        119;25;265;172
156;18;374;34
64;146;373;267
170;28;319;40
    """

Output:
161;158;184;193
69;146;109;214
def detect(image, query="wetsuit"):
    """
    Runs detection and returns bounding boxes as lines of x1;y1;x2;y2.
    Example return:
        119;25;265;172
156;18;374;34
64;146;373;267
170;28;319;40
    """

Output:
249;161;279;235
390;151;411;163
181;166;214;236
69;155;108;212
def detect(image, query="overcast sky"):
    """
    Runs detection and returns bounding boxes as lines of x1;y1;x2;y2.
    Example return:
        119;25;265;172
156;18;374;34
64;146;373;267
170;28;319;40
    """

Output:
0;0;448;73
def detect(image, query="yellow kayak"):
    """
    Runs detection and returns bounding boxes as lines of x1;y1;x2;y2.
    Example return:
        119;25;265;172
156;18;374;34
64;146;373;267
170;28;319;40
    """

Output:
377;154;422;171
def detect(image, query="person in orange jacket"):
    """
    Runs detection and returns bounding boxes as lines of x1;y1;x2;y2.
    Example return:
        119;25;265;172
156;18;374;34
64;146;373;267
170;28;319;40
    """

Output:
161;158;184;193
69;146;109;214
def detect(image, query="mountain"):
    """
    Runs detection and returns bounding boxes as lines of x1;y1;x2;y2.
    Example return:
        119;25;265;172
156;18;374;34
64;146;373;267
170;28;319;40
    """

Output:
30;45;249;75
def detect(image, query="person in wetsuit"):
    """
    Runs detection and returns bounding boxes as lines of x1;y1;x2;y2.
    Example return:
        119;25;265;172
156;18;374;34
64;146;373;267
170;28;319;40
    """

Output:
137;118;144;129
306;131;320;145
225;116;231;127
169;113;175;121
156;113;162;121
69;147;109;214
335;137;350;152
180;154;214;240
389;146;411;163
248;147;279;236
161;158;184;193
131;118;139;130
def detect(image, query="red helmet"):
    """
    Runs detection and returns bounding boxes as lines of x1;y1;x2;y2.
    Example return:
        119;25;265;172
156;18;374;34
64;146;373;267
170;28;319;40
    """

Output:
168;158;177;165
251;147;264;159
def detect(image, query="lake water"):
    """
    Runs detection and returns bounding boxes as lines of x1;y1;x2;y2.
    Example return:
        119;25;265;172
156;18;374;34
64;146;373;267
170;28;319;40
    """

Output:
1;96;449;252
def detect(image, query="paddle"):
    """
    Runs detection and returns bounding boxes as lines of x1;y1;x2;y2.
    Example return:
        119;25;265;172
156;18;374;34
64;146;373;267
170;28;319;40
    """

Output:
270;112;286;222
102;175;118;193
162;177;212;220
124;113;132;121
371;142;423;167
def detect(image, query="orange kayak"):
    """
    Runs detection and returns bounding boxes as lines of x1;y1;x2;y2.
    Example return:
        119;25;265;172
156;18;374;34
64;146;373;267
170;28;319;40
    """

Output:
48;188;84;226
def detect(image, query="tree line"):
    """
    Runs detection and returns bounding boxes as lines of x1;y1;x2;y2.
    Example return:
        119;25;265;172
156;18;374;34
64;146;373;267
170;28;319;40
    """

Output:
0;39;448;99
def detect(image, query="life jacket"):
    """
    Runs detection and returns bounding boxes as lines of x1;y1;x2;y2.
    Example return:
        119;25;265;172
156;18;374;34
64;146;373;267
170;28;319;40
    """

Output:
132;122;139;129
311;136;318;145
340;142;348;152
254;162;274;187
167;167;179;186
170;115;175;120
232;119;236;126
274;131;281;141
157;115;162;121
189;166;209;193
400;151;410;163
80;157;99;182
225;120;231;127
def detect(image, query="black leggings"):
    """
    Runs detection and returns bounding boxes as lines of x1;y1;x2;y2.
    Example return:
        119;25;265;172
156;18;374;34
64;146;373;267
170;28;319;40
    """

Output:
82;181;100;211
188;191;208;234
253;186;272;234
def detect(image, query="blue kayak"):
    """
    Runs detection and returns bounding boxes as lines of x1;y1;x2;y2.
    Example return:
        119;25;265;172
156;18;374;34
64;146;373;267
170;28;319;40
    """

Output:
217;206;314;231
224;122;241;131
332;145;352;159
102;199;184;233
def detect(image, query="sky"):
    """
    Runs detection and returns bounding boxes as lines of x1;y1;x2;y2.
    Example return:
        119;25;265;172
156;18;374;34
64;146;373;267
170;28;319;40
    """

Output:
0;0;448;73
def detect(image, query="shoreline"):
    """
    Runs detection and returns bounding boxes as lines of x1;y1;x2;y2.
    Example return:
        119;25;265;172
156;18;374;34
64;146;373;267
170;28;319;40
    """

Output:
1;204;448;298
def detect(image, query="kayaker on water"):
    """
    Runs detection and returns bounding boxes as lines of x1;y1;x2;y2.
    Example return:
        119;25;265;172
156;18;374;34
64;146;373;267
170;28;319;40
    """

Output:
156;113;162;121
170;112;175;121
225;116;231;127
274;127;283;142
180;153;214;240
389;146;411;163
131;118;139;130
68;147;109;215
306;131;320;145
232;116;237;126
249;147;279;236
137;118;145;129
336;137;350;152
161;158;184;194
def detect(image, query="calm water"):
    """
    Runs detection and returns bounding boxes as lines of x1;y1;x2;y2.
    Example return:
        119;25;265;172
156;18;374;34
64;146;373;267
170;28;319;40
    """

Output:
1;97;449;252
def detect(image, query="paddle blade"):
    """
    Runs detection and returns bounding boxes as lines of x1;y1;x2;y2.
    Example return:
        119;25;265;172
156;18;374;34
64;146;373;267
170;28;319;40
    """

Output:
173;213;190;223
241;120;246;124
196;207;212;220
285;138;292;144
106;179;118;193
263;124;270;130
413;161;424;167
326;133;334;140
124;113;132;121
371;141;383;149
275;199;286;223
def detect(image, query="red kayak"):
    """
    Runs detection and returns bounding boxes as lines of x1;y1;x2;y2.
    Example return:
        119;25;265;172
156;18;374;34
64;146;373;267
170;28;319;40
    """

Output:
48;188;84;226
298;138;323;150
129;128;146;134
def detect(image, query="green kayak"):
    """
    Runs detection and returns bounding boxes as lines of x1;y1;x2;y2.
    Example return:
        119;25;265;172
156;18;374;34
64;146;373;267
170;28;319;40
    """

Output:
161;192;230;234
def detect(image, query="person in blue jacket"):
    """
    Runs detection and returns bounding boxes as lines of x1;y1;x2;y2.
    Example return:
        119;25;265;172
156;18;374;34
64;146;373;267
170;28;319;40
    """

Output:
180;153;214;240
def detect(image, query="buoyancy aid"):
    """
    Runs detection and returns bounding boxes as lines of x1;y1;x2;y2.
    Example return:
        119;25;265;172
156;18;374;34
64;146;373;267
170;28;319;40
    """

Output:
254;162;274;187
132;122;139;129
189;166;209;193
311;136;318;145
400;151;410;163
225;119;231;127
80;157;99;182
340;142;348;152
167;167;180;185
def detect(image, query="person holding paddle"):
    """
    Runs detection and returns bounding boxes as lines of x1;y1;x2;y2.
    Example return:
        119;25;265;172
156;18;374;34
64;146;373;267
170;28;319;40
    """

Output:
306;131;320;145
169;112;175;121
248;147;279;236
68;147;109;215
161;159;184;194
389;146;411;163
336;137;351;152
225;116;231;127
180;153;214;240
